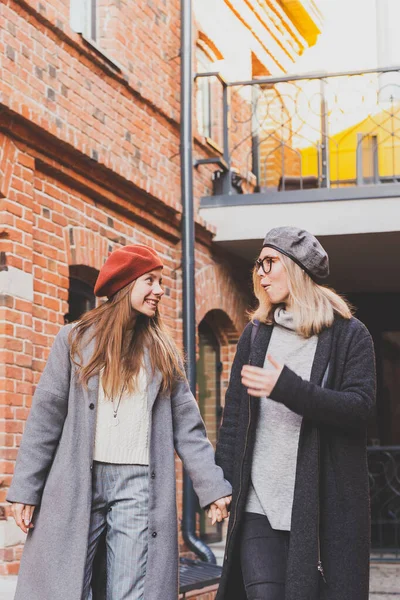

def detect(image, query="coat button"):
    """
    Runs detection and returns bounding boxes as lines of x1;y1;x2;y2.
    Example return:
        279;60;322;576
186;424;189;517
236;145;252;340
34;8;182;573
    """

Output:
151;472;155;479
152;531;157;538
89;403;95;410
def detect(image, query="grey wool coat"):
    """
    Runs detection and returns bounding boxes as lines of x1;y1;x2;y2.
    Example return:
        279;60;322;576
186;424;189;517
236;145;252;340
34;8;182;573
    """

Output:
215;315;376;600
7;324;232;600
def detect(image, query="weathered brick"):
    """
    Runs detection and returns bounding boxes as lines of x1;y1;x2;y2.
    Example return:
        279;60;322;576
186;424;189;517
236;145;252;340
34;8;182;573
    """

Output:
5;46;15;62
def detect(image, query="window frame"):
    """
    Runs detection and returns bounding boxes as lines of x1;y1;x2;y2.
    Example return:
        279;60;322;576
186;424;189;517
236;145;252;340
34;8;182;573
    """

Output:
87;0;98;44
69;0;123;72
195;36;224;152
196;47;213;140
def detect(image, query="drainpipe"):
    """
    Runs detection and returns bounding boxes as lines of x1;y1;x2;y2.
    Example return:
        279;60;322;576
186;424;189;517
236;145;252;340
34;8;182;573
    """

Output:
180;0;216;565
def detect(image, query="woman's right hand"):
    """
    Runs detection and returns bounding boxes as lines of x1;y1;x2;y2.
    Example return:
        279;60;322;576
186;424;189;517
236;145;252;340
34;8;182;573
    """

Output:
11;503;35;534
207;495;232;525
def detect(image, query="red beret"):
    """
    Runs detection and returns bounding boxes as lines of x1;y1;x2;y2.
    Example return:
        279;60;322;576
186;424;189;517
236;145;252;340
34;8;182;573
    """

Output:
94;244;163;298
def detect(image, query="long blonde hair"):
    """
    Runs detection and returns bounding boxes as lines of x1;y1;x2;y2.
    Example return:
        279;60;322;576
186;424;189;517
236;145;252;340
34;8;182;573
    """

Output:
249;252;352;337
69;281;185;397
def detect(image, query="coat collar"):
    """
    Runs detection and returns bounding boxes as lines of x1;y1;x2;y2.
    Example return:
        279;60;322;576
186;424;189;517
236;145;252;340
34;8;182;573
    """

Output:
249;320;334;386
84;335;162;410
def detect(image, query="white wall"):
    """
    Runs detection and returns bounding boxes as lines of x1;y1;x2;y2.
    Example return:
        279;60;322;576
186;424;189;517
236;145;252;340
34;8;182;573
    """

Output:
200;197;400;241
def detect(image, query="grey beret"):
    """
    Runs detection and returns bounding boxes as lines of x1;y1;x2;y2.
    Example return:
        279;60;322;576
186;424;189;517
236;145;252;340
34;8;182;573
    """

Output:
263;226;329;280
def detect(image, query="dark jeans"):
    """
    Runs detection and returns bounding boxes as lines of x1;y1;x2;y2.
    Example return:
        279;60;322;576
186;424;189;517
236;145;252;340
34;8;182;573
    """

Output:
240;512;290;600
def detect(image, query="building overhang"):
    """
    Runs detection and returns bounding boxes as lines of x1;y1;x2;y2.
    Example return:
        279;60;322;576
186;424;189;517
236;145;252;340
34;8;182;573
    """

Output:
199;185;400;293
200;184;400;239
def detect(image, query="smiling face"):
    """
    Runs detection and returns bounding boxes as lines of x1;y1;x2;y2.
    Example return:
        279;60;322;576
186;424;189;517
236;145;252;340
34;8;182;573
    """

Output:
130;268;164;317
256;247;291;306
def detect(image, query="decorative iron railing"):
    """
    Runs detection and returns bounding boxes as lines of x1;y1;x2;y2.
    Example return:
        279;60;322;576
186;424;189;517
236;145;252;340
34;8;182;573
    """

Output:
368;446;400;561
195;66;400;196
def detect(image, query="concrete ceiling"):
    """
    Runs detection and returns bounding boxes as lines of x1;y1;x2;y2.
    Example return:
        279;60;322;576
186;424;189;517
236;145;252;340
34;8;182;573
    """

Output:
217;231;400;294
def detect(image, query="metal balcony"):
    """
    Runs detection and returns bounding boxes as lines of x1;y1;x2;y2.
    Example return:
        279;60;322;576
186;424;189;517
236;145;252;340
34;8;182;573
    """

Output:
196;66;400;208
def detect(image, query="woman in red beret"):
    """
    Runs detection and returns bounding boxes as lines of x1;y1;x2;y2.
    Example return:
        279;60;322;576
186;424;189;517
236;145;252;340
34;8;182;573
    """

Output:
8;244;232;600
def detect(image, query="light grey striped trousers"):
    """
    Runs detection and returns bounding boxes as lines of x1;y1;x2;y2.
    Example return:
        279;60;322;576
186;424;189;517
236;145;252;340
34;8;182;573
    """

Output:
82;462;149;600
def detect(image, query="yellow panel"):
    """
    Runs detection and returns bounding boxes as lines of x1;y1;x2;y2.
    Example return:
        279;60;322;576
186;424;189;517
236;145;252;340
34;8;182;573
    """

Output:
278;0;322;46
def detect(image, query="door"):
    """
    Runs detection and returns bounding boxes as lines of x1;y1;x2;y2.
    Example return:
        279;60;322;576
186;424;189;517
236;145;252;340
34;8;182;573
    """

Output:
197;320;223;543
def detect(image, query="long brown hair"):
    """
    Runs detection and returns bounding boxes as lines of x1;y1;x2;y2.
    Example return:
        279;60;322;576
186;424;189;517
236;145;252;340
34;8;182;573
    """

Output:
249;252;352;338
69;281;185;397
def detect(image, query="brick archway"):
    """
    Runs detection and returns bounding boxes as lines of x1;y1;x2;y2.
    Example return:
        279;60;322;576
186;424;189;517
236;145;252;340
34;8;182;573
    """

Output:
197;308;241;414
196;262;249;397
64;226;113;270
195;263;247;338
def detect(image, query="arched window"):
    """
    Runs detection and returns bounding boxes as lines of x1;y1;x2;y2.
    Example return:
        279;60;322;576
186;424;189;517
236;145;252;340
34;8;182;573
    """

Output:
65;265;98;323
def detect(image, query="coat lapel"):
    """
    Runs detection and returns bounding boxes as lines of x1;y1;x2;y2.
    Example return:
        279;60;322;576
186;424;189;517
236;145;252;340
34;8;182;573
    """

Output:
249;322;273;367
79;335;100;464
309;323;333;386
144;349;163;411
83;335;100;403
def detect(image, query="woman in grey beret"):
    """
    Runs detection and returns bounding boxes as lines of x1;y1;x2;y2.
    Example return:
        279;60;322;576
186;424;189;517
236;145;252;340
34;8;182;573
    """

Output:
215;226;376;600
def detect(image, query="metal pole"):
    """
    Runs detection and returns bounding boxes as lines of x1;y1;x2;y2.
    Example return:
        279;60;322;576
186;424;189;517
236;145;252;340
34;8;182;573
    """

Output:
225;64;400;88
320;79;330;188
221;82;232;195
180;0;216;564
356;133;364;186
251;85;261;191
222;84;230;168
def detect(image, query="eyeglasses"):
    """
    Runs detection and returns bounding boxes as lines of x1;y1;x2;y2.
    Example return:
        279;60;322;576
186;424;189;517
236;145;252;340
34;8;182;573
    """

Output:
255;257;274;274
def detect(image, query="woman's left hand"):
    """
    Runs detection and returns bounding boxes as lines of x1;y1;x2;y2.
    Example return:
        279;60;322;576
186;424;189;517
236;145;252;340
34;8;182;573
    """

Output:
241;355;283;397
207;495;232;525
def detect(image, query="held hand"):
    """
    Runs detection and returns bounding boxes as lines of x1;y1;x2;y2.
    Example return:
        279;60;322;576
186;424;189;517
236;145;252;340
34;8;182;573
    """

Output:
207;495;232;525
241;355;283;398
11;503;35;534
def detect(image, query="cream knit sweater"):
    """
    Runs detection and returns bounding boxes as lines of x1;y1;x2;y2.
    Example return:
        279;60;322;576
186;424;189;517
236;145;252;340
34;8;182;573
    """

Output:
93;368;149;465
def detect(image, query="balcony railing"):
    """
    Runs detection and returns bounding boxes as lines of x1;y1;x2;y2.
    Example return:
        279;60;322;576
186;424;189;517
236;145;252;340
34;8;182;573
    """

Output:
368;446;400;561
195;66;400;197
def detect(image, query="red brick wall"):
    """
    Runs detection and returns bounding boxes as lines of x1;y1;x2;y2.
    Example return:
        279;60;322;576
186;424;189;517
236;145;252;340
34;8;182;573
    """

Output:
1;0;182;207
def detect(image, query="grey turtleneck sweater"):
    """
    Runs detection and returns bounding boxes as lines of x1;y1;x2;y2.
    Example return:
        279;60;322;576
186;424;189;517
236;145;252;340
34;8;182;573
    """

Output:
245;307;318;530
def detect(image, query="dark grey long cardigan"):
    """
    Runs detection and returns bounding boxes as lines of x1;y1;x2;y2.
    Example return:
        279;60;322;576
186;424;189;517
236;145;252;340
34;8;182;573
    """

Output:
7;324;232;600
215;315;376;600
